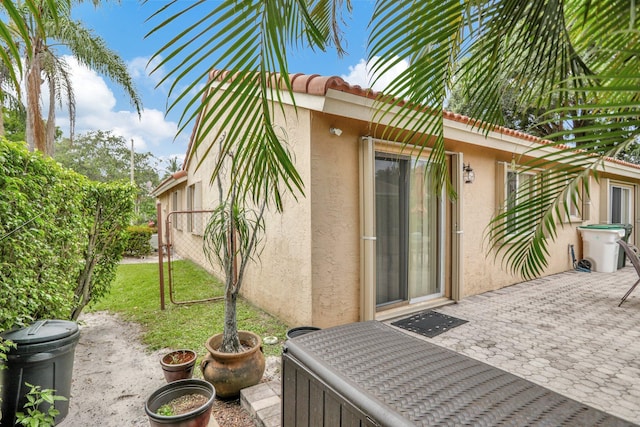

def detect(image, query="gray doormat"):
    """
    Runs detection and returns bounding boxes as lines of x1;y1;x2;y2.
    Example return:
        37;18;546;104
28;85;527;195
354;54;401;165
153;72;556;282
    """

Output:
391;310;468;338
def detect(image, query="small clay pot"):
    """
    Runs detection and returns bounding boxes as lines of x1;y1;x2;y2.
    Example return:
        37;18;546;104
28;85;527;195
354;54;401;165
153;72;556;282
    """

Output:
160;349;197;383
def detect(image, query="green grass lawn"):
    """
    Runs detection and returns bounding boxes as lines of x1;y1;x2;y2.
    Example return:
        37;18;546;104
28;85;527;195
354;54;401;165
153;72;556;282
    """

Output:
89;259;290;357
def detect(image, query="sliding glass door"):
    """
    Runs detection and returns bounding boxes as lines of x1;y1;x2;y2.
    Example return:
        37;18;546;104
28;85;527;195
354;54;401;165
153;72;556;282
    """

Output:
375;154;442;307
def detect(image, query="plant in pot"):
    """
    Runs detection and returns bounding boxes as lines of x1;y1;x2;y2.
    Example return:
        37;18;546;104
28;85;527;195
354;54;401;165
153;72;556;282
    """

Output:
145;378;215;427
160;349;197;383
200;147;271;399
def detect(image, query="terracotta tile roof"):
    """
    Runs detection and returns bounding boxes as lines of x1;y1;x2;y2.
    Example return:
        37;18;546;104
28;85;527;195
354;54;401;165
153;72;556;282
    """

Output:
194;70;640;172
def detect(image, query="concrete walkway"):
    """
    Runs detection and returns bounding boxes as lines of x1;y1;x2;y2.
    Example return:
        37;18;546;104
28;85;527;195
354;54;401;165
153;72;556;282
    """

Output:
242;265;640;426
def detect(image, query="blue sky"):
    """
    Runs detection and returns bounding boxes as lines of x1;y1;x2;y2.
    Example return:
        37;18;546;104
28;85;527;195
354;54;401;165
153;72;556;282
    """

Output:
62;1;401;172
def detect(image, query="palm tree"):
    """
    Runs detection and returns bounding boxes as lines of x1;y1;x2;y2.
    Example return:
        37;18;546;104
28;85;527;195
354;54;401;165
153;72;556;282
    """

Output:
11;0;142;155
148;0;640;278
166;156;180;174
0;1;53;90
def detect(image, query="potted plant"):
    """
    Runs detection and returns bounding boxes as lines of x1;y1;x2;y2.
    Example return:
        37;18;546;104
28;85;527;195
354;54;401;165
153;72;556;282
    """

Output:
160;349;197;383
200;149;267;398
145;378;215;427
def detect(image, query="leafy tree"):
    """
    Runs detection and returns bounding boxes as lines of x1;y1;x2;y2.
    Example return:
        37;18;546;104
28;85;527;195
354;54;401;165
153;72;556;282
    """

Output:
149;0;640;278
447;58;640;163
55;131;161;223
3;105;26;143
6;0;142;156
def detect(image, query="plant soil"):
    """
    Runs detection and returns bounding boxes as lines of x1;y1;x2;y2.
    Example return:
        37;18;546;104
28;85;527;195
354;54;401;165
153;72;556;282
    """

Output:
163;350;195;365
161;393;208;415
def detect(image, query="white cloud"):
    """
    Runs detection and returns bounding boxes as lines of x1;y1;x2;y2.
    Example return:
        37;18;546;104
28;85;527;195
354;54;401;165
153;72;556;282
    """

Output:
52;56;187;155
128;55;167;91
341;56;409;92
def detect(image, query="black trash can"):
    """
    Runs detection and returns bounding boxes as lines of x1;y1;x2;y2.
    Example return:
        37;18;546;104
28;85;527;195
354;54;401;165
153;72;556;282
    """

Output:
0;320;80;426
611;223;634;269
286;326;321;340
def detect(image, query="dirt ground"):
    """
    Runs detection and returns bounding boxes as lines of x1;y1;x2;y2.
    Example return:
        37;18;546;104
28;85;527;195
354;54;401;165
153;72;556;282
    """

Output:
58;311;259;427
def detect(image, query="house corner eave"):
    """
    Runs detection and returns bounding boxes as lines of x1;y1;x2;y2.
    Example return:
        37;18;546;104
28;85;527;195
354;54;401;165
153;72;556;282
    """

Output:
152;170;188;197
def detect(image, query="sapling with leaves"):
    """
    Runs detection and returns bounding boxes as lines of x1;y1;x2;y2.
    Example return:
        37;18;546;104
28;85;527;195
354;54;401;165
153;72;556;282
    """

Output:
15;382;67;427
203;147;266;354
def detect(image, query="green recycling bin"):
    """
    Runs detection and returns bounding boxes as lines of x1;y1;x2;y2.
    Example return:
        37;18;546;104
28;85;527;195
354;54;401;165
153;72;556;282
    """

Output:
580;224;633;269
0;320;80;426
611;224;633;268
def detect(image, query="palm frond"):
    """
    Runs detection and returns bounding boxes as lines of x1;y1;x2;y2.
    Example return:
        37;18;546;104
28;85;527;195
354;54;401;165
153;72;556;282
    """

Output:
368;0;464;194
461;0;640;278
53;18;142;116
147;0;338;211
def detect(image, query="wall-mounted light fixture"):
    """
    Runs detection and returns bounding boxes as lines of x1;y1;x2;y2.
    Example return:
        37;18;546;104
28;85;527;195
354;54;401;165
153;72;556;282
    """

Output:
463;163;475;184
329;127;343;136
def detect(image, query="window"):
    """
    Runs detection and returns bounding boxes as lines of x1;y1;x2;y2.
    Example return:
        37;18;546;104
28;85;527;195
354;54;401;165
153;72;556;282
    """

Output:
171;190;182;230
564;176;588;223
611;184;632;224
505;169;537;235
568;195;581;220
186;182;203;235
187;185;194;232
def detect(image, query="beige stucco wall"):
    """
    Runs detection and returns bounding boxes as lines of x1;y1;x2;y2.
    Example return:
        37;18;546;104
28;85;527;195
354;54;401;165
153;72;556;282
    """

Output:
453;139;640;297
155;86;640;328
183;102;315;327
240;106;314;326
457;143;580;296
309;114;361;327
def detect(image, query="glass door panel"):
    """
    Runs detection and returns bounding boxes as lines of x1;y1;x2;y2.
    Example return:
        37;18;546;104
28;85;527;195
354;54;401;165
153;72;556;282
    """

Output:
375;156;407;306
408;160;440;301
375;154;442;308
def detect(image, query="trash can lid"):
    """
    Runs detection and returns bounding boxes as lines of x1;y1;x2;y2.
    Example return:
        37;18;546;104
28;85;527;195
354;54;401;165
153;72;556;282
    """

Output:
609;223;633;229
580;224;625;230
1;320;79;345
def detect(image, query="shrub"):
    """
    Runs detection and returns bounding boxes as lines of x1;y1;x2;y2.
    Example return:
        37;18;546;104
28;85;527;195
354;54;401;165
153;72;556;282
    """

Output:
0;140;135;329
122;226;154;257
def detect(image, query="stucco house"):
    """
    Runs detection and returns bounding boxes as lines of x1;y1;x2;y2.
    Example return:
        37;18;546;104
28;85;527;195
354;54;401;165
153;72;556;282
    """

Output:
153;71;640;329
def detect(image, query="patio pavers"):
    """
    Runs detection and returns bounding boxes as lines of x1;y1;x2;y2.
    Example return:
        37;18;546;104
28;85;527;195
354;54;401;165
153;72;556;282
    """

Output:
422;267;640;424
243;266;640;426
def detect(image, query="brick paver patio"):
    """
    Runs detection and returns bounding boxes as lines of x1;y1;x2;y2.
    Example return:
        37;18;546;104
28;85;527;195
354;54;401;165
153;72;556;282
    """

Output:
429;266;640;424
243;265;640;426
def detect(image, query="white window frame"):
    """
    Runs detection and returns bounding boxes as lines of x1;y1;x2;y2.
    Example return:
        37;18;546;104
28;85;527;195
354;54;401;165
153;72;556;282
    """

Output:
610;183;633;224
505;168;538;236
171;190;182;231
186;182;203;235
563;175;588;224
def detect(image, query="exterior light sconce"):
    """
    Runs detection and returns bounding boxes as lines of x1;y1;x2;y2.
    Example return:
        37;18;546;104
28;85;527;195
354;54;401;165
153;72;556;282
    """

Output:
463;163;475;184
329;127;343;136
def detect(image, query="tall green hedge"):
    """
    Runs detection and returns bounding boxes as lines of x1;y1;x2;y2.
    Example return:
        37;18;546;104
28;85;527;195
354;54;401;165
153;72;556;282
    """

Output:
0;140;135;331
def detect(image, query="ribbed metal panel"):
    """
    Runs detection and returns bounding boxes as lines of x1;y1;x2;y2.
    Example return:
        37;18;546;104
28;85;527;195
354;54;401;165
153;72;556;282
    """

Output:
282;321;635;427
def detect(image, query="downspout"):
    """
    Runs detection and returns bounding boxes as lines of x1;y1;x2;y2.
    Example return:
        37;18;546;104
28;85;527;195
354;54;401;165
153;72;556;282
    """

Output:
451;153;464;301
359;136;376;320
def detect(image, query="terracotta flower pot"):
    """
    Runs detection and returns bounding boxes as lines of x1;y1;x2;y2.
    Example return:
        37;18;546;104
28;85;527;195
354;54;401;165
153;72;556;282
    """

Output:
200;331;265;399
145;378;215;427
160;349;197;383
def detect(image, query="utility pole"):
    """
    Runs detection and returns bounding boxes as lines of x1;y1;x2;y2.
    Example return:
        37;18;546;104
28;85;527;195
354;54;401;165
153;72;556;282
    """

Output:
131;139;138;219
130;139;135;184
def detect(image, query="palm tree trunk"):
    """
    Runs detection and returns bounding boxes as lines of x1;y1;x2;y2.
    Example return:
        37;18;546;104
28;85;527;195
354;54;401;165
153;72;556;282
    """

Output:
46;80;56;155
221;282;240;353
26;53;46;154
